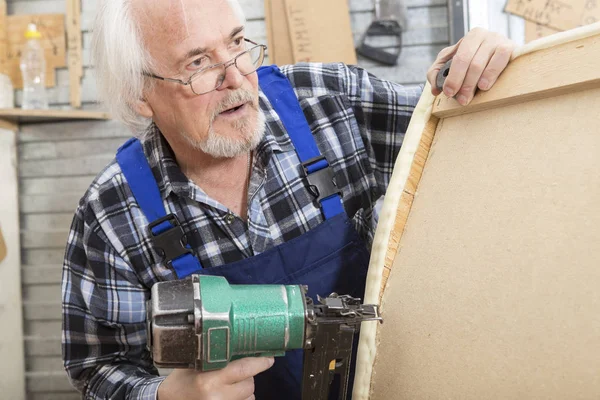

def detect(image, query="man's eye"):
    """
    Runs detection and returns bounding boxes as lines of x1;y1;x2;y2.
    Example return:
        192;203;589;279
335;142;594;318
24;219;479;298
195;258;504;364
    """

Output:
189;57;205;70
233;37;244;47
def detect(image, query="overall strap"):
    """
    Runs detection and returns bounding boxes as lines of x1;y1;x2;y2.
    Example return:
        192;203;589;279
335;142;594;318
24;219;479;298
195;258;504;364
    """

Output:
257;65;344;220
116;138;203;278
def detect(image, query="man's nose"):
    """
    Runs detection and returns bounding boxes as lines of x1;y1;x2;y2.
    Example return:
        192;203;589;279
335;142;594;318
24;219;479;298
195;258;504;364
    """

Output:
217;61;244;91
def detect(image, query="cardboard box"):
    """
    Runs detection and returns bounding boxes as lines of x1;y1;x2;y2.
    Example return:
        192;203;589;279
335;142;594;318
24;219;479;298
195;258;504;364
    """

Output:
265;0;357;66
505;0;600;31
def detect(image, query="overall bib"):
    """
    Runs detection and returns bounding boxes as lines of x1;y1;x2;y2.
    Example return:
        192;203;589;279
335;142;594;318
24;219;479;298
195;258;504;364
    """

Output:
116;66;370;399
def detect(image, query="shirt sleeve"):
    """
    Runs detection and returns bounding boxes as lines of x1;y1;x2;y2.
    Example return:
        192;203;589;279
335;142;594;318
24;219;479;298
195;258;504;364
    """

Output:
340;63;424;198
62;204;165;399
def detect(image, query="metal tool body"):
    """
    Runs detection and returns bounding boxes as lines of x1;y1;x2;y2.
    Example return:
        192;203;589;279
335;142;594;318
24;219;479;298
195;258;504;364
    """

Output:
436;59;453;93
147;275;382;399
356;0;407;65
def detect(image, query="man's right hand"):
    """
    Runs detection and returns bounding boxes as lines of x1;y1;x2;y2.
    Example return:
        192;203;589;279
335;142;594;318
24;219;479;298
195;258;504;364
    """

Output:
157;357;275;400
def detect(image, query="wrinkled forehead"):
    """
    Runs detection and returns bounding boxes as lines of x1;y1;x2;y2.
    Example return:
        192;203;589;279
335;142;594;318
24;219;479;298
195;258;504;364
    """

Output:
132;0;245;64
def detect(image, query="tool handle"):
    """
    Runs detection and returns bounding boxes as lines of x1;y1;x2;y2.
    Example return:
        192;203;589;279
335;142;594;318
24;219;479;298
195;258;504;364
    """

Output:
436;59;453;92
357;44;400;66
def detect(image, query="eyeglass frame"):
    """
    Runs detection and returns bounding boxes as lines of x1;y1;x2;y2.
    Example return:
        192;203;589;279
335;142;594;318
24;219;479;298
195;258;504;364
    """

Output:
143;38;267;95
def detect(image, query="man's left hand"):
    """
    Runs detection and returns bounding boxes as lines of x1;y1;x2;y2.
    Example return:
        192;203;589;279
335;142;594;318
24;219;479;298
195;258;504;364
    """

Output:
427;28;517;105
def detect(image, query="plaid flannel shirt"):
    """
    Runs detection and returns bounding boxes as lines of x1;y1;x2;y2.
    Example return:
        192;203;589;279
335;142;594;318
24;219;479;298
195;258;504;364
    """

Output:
62;62;423;399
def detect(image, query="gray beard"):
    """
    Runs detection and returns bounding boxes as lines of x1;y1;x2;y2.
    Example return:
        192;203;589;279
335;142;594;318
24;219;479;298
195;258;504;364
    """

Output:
199;108;265;158
182;90;266;158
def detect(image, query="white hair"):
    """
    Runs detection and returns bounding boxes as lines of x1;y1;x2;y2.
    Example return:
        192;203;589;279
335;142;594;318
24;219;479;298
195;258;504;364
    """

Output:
91;0;247;135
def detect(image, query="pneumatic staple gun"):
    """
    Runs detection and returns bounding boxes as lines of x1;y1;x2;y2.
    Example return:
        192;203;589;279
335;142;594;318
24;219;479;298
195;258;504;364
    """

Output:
147;275;382;399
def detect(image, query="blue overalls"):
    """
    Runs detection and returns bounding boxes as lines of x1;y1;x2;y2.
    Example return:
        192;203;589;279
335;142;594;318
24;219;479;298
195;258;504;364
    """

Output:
116;66;370;399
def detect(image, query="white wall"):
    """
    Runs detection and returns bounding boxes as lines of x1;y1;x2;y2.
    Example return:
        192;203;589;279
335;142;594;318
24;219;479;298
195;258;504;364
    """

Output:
0;127;25;400
467;0;526;44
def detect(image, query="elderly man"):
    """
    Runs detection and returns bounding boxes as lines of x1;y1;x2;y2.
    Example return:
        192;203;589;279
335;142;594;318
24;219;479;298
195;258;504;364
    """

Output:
61;0;515;399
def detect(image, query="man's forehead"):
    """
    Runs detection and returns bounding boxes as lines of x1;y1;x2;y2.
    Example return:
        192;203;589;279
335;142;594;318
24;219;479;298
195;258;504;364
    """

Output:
133;0;244;62
132;0;242;38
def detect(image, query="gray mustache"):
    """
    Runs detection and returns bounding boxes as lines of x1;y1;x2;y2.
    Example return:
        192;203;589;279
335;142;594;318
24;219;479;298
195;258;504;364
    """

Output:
212;90;256;117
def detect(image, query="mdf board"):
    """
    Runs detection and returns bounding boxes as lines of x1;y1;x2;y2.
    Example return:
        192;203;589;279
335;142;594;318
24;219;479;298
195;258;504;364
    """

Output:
353;23;600;399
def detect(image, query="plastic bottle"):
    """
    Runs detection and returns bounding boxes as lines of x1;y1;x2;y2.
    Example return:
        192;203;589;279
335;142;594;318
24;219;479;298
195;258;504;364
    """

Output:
20;23;48;110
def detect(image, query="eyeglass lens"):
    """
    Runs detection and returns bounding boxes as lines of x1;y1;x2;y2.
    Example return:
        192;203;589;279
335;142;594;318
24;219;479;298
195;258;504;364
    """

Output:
190;46;264;95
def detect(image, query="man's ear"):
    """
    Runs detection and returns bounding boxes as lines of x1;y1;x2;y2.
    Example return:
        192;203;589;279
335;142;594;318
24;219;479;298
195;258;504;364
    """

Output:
134;97;154;119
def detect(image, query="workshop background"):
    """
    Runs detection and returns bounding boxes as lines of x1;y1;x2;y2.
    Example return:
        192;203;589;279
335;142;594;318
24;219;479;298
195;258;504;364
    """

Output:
1;0;586;398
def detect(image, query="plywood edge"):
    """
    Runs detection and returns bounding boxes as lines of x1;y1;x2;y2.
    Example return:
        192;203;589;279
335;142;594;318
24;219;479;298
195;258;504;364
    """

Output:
378;115;439;300
0;118;18;131
433;26;600;119
263;0;276;64
352;85;438;400
67;0;83;108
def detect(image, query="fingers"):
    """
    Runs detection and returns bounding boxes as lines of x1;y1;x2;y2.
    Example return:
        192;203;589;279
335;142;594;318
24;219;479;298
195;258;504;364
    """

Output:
226;377;256;400
477;42;514;91
454;40;497;105
441;28;486;98
427;41;461;96
427;28;516;102
221;357;275;384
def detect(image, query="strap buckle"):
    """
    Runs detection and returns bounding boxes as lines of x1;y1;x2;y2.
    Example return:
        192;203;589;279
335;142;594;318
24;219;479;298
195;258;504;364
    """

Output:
147;214;192;266
302;156;341;203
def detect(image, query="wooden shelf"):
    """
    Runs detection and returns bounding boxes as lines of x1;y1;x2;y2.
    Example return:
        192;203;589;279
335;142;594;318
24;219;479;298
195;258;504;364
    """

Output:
0;108;110;125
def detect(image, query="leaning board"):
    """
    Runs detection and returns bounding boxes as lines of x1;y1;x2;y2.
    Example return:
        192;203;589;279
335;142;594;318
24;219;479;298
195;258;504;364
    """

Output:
353;22;600;399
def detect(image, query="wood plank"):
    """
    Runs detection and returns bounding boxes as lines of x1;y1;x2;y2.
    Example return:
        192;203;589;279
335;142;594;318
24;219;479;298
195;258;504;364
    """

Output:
432;33;600;118
19;154;113;178
23;320;62;337
0;117;18;131
20;176;96;194
22;265;63;285
29;393;80;400
0;108;109;124
26;356;64;372
284;0;357;64
20;193;81;213
24;336;61;356
22;249;66;265
19;137;124;160
21;213;74;230
0;0;8;75
22;284;61;303
0;128;26;400
380;115;439;299
26;371;73;392
66;0;83;108
23;302;61;320
21;230;68;249
18;119;129;142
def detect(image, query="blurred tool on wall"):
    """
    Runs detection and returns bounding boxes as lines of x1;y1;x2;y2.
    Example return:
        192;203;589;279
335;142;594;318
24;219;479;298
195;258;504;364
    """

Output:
357;0;407;65
20;23;48;109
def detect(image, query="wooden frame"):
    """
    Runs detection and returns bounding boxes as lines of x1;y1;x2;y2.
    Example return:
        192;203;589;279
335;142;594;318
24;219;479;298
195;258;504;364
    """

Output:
353;21;600;399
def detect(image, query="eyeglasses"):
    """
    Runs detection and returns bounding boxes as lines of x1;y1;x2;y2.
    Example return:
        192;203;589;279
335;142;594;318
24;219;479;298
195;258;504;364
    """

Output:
144;39;267;95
